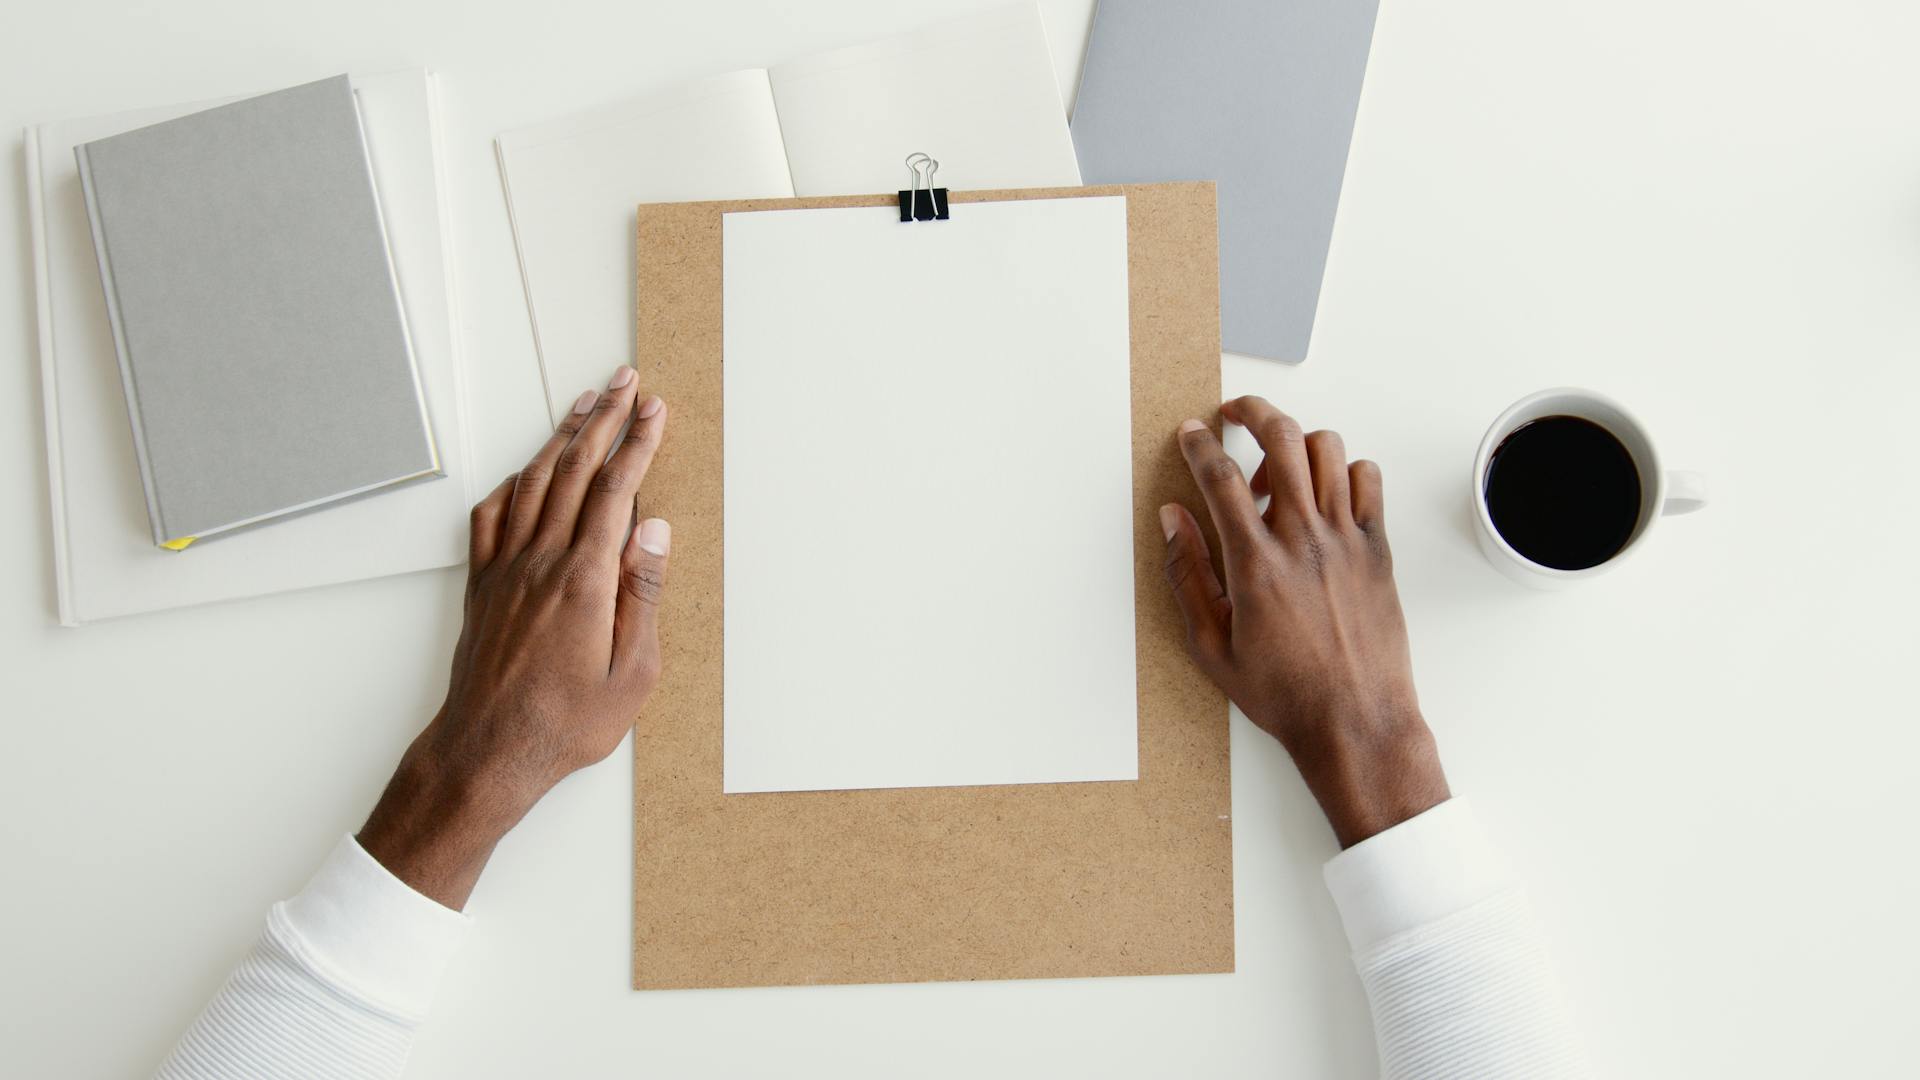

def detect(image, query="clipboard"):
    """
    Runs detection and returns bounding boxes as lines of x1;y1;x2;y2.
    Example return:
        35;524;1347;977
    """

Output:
631;181;1229;989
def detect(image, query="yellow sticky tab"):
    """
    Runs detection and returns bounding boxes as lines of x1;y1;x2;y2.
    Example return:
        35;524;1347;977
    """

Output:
161;536;197;551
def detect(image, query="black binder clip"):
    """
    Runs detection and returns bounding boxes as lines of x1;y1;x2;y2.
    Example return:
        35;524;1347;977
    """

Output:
897;152;949;222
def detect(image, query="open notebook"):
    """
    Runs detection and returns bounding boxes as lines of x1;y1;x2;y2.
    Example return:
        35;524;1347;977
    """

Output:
495;2;1081;421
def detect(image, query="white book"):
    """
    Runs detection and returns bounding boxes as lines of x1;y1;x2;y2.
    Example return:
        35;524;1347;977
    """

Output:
27;69;477;626
496;2;1082;421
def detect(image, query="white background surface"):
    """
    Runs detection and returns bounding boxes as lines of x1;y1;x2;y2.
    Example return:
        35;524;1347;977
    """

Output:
2;1;1916;1077
721;199;1137;794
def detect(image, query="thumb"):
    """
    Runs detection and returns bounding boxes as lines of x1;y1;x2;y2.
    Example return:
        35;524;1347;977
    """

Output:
1159;503;1229;661
613;517;670;685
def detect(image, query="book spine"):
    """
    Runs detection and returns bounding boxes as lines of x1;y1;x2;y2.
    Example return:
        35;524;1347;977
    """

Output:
26;126;80;625
427;71;483;506
75;141;170;547
493;137;561;428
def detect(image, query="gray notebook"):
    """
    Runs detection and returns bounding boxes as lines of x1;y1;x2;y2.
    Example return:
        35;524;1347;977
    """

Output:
76;74;440;549
1071;0;1380;363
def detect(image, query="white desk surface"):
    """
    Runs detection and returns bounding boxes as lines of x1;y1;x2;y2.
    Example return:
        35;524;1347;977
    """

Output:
3;2;1916;1076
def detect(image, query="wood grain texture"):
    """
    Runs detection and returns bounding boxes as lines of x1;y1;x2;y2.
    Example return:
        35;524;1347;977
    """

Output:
632;183;1228;989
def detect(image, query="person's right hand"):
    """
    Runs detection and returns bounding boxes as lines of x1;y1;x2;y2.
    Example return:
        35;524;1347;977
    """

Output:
1160;396;1450;848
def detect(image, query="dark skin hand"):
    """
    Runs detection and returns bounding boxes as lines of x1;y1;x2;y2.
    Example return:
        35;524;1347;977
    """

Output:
361;378;1439;908
1162;396;1450;848
358;367;671;908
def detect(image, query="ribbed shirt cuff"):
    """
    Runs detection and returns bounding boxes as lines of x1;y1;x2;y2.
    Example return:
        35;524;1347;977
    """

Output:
1322;797;1519;953
271;835;473;1022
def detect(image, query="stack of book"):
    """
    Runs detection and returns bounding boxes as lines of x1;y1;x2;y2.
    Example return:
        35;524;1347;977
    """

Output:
27;70;477;626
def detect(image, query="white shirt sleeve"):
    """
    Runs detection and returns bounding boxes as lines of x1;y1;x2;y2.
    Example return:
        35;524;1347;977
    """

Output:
153;836;470;1080
159;801;1582;1078
1323;797;1593;1079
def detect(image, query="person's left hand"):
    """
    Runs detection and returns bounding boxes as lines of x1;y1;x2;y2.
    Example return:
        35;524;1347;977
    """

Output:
358;367;670;908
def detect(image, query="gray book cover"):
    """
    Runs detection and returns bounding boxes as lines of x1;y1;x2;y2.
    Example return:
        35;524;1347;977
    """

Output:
76;74;440;548
1071;0;1380;363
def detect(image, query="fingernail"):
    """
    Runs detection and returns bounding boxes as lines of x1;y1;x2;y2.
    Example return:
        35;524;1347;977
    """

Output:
572;389;598;415
1158;504;1180;541
1178;419;1205;435
638;394;664;419
634;517;671;556
610;365;636;389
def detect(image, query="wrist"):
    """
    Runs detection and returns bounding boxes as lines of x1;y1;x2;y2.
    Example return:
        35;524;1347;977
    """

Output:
1286;711;1451;850
356;732;534;910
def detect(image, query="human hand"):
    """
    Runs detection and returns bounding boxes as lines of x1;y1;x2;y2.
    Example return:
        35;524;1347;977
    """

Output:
1161;396;1449;848
359;367;670;907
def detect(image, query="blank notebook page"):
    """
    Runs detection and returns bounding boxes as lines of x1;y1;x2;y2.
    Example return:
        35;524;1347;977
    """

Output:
721;197;1137;794
767;1;1082;197
495;70;795;421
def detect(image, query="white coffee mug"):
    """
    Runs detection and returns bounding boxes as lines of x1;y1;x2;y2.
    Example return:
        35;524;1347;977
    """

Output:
1472;388;1707;588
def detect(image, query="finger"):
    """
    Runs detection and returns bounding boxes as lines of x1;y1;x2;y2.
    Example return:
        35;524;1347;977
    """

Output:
1176;419;1265;558
534;367;641;549
468;472;517;575
574;394;667;556
1221;396;1314;520
612;517;670;684
1249;456;1271;499
1159;503;1230;659
1305;430;1352;524
502;387;600;559
1349;459;1387;533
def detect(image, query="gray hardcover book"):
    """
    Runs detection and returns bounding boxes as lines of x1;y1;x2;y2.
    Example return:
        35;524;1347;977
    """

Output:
1071;0;1380;363
76;74;440;549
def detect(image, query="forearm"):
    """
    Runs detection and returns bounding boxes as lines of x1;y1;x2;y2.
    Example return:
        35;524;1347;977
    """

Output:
356;723;537;910
154;837;470;1080
1283;707;1451;850
156;374;664;1078
1323;798;1593;1080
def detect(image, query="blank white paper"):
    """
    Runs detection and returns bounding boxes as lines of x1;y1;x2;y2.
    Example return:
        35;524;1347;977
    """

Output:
769;3;1082;197
721;197;1137;794
495;70;796;421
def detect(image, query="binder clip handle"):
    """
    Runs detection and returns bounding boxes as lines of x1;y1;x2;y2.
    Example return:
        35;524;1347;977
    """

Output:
898;152;950;222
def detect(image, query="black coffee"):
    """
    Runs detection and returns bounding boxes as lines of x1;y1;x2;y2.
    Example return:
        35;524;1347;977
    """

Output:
1484;415;1642;570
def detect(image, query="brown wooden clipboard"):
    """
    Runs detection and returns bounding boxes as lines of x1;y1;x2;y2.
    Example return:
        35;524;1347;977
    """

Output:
631;182;1229;989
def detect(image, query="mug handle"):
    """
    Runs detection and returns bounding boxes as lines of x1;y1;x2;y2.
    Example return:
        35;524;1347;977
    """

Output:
1663;470;1709;516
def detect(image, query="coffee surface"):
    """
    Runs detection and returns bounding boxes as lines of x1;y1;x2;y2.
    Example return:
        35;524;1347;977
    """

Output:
1485;415;1642;570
